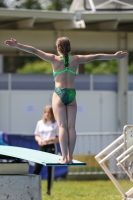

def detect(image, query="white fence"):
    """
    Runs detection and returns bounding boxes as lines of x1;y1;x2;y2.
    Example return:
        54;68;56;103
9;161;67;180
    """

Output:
68;132;122;175
0;90;118;133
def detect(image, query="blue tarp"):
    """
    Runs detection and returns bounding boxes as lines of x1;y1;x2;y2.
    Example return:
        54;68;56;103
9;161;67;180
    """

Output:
0;133;68;179
0;131;8;145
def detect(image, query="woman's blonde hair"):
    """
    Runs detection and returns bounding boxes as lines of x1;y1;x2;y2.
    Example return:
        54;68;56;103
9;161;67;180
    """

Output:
42;105;56;123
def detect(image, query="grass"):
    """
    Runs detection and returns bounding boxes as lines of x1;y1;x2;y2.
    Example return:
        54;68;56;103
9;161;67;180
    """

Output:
42;180;122;200
69;166;103;173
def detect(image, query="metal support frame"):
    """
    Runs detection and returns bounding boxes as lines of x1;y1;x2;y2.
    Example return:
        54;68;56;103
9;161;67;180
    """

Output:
95;125;133;200
84;0;133;11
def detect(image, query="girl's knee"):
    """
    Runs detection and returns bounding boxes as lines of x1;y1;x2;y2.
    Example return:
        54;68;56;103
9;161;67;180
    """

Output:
59;123;67;130
68;124;75;131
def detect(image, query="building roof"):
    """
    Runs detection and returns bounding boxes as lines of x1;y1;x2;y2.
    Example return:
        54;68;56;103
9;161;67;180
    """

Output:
1;1;133;54
0;0;133;32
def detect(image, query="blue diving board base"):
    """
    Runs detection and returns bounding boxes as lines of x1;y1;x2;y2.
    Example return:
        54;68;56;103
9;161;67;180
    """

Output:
0;146;86;166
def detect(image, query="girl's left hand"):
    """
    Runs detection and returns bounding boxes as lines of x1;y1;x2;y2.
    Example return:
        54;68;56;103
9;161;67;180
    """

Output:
115;51;128;59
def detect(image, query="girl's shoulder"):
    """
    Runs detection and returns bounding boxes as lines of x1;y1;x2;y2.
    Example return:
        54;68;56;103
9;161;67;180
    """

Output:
70;55;79;63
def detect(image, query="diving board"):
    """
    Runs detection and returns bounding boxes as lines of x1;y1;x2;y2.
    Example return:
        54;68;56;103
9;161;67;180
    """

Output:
0;146;86;166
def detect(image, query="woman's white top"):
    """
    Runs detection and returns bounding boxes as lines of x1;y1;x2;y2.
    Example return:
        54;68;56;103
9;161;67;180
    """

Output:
34;120;58;142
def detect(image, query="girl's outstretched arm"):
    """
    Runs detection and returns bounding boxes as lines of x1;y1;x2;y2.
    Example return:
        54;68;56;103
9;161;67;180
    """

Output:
76;51;129;64
4;38;55;62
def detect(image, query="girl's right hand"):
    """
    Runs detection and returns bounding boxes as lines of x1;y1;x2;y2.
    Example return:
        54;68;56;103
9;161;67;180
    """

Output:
38;140;44;146
115;51;128;59
4;38;18;48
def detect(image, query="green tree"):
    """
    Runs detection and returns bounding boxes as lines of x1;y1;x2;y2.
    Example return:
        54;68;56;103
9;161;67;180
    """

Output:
15;57;133;74
46;0;73;11
5;55;133;74
128;61;133;74
16;59;118;74
0;0;7;7
16;0;43;9
16;60;52;74
6;0;72;10
4;56;42;73
84;60;118;74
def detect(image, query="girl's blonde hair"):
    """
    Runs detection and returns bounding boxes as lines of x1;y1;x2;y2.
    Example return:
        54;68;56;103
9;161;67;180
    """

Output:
42;105;56;123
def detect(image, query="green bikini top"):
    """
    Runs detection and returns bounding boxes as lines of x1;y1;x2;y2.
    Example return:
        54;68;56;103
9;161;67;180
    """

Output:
53;55;76;78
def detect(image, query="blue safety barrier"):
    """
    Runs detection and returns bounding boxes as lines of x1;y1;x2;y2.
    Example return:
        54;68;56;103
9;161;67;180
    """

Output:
0;131;9;145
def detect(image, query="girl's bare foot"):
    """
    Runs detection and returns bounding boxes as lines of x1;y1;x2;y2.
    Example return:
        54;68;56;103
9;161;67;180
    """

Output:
67;156;73;164
58;157;68;164
58;157;73;164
